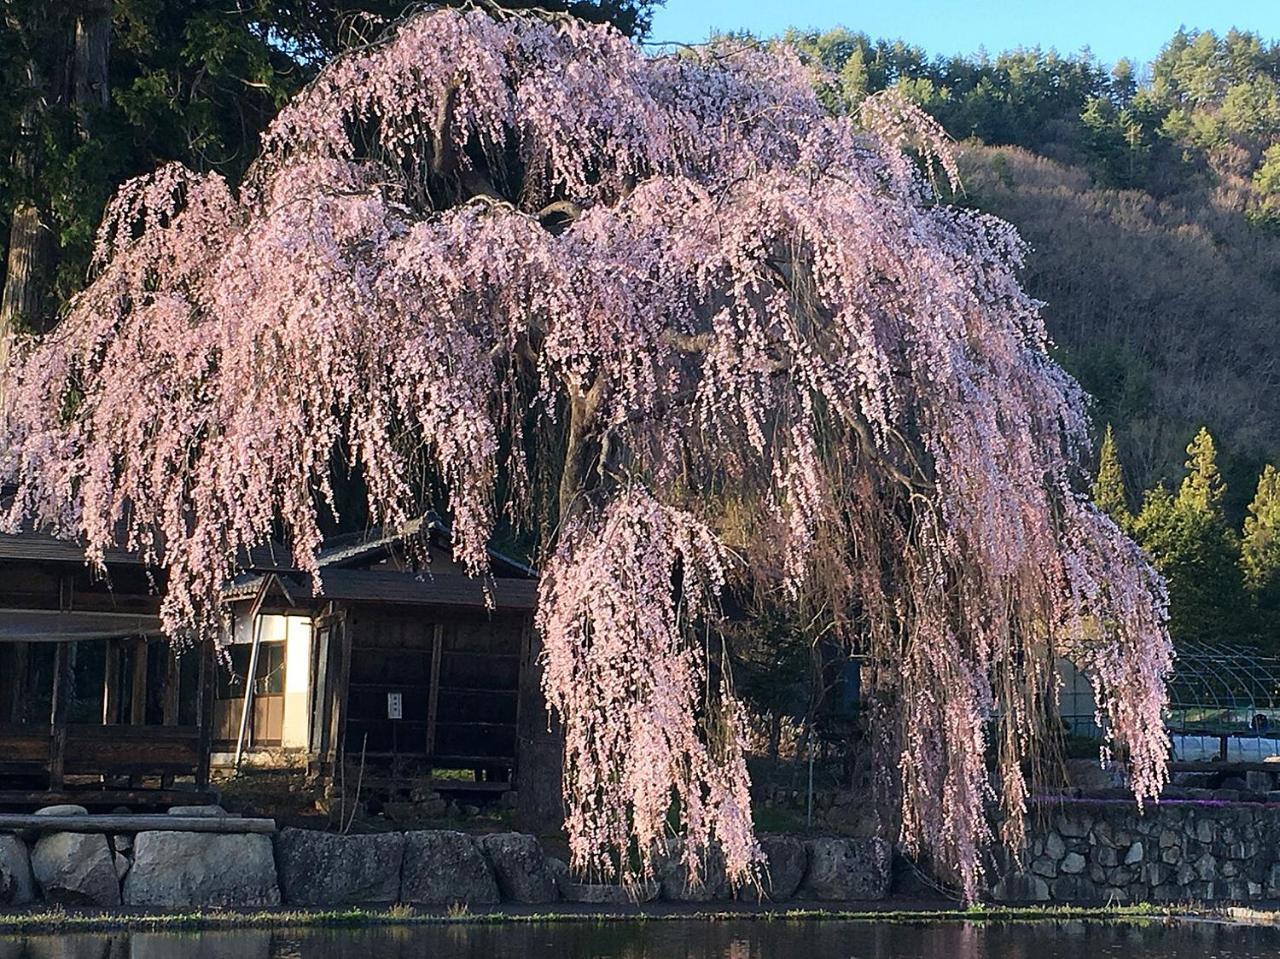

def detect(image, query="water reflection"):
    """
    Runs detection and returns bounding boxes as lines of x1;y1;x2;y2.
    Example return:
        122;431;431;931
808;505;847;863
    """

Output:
1;919;1278;959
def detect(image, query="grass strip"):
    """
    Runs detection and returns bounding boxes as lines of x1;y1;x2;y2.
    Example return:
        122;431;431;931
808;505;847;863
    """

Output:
0;902;1186;935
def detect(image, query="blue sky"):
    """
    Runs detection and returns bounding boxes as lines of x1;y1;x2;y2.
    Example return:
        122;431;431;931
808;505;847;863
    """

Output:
648;1;1280;69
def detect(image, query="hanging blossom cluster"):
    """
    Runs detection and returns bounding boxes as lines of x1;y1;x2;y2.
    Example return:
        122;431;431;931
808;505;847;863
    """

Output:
0;7;1172;899
538;489;758;885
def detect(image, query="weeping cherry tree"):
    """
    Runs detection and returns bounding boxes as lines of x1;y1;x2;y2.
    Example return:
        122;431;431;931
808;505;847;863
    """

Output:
0;7;1173;899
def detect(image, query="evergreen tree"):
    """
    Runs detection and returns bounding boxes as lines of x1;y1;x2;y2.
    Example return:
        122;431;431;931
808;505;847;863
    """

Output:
1132;481;1178;565
1110;58;1138;105
1092;424;1133;528
1178;426;1227;516
1132;428;1246;644
1243;464;1280;641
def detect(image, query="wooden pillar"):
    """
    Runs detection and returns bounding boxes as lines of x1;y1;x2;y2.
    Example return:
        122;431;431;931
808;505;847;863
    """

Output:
162;642;180;726
49;642;72;789
425;623;443;755
328;614;353;774
129;638;148;725
513;619;530;746
156;641;181;787
102;639;121;724
7;642;28;723
515;619;564;833
233;575;275;768
196;642;214;789
233;614;265;767
309;616;333;773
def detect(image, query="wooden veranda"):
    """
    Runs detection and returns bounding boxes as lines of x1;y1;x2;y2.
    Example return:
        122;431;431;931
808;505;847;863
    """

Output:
0;529;215;808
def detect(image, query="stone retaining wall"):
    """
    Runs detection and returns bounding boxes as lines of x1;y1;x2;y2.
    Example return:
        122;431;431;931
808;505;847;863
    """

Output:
0;806;891;910
992;799;1280;904
22;798;1277;909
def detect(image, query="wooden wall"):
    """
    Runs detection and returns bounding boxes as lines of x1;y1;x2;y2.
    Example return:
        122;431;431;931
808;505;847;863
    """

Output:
338;604;527;774
0;559;157;614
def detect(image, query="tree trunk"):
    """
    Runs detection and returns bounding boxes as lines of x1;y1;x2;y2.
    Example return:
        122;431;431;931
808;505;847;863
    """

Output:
0;154;56;418
0;202;54;340
1;2;109;404
0;57;55;383
73;0;111;117
515;389;601;835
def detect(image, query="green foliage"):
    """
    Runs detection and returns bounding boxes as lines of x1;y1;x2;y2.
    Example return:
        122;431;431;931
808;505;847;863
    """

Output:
1110;59;1138;105
784;30;1119;160
723;596;815;727
1126;429;1248;645
1093;426;1280;648
1;1;310;317
1178;427;1227;516
1092;425;1133;529
1243;465;1280;625
781;25;1280;216
1078;96;1150;187
1056;343;1152;431
1131;482;1176;562
1250;143;1280;230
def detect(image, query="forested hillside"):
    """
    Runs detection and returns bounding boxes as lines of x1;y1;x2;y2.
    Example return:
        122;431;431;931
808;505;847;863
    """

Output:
960;142;1280;509
784;27;1280;515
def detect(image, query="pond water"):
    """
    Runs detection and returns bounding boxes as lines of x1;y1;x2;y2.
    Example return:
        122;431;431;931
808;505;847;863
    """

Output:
1;918;1278;959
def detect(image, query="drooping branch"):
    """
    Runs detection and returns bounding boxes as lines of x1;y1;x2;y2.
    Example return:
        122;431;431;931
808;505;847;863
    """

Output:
430;81;461;179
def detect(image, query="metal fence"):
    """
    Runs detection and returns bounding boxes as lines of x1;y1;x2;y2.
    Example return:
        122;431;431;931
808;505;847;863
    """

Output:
1059;640;1280;761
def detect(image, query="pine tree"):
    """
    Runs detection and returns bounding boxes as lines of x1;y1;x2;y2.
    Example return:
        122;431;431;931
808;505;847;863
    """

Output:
1243;465;1280;641
1092;424;1133;529
1132;427;1246;644
1132;482;1178;563
1178;426;1227;516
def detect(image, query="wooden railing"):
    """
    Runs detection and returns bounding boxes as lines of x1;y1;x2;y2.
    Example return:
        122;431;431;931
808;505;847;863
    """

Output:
0;723;202;782
0;724;48;776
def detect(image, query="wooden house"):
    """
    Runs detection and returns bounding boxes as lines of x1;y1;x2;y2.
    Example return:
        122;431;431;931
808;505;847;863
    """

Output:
218;516;539;801
0;529;215;807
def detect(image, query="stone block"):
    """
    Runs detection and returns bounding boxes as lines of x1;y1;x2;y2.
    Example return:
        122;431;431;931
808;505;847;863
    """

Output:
1051;874;1099;900
276;828;404;906
750;836;807;901
1093;846;1118;868
31;832;120;906
401;830;499;906
33;805;88;817
0;836;35;906
990;873;1049;902
1030;858;1057;879
656;839;731;902
1044;832;1066;860
478;833;558;904
1055;810;1092;839
1060;852;1086;875
796;838;891;901
166;805;227;818
123;832;279;908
